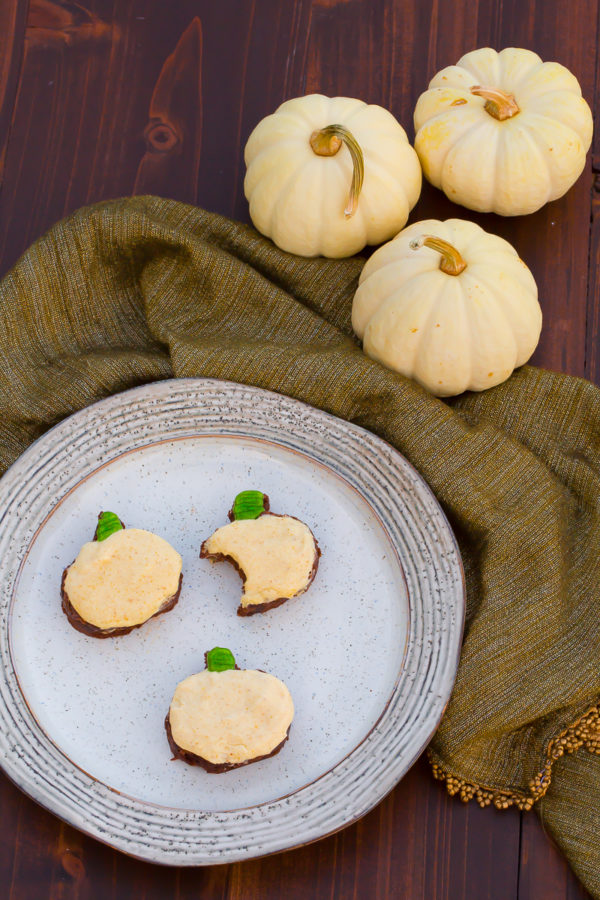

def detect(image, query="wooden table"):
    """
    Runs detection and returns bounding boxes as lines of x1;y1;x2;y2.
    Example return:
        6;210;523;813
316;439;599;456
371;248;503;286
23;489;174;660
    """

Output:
0;2;596;898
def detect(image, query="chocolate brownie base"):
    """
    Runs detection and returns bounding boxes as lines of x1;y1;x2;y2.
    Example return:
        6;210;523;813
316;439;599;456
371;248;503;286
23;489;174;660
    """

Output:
165;712;290;772
60;569;183;638
200;514;321;617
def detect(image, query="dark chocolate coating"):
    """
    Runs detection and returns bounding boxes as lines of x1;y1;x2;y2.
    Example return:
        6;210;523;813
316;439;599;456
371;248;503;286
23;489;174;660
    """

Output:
61;570;183;638
165;711;290;772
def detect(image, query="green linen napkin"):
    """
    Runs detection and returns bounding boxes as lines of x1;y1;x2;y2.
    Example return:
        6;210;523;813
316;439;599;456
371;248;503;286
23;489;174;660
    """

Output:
0;195;599;896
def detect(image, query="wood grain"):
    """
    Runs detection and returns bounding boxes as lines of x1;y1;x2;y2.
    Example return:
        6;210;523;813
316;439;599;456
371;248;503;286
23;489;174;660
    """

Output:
585;176;600;384
518;813;591;900
133;16;202;199
0;0;596;898
584;1;600;385
0;0;28;190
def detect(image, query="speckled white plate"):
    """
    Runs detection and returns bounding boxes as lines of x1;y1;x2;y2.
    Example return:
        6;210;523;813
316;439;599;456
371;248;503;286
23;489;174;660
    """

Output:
0;379;464;864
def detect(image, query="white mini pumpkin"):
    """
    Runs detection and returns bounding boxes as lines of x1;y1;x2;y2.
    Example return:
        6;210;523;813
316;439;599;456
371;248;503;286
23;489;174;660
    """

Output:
352;219;542;397
413;47;593;216
244;94;422;257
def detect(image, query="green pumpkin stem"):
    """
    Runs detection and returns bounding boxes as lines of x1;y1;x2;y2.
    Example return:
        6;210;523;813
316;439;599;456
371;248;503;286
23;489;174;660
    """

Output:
309;124;365;218
95;511;124;541
232;490;266;520
206;647;236;672
470;85;520;121
409;235;468;276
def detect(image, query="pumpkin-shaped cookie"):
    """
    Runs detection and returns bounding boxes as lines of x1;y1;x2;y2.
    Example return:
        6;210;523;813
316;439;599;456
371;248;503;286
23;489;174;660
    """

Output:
352;219;542;397
61;511;183;637
244;93;422;257
201;491;320;616
414;47;593;215
166;647;294;772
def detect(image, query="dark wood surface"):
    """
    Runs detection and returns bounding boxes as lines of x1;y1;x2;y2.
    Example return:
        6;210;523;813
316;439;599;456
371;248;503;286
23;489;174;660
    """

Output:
0;1;596;898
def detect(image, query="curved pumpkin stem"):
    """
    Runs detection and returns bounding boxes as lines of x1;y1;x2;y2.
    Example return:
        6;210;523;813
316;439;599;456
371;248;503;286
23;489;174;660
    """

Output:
470;85;520;121
410;235;467;276
310;124;364;218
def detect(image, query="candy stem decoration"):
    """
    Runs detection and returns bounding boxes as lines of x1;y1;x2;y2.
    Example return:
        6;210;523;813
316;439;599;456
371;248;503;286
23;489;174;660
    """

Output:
206;647;236;672
95;511;124;541
232;490;266;520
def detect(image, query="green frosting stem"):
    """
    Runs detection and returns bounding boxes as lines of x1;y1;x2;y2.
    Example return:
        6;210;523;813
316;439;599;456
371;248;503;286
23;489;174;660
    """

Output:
95;511;124;541
206;647;236;672
232;490;265;520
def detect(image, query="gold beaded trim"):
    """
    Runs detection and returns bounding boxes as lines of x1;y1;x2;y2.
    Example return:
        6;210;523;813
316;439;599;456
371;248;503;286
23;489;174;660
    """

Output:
428;704;600;811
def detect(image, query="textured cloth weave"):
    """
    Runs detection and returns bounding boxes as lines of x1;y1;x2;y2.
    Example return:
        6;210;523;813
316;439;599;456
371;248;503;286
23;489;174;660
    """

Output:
0;196;599;896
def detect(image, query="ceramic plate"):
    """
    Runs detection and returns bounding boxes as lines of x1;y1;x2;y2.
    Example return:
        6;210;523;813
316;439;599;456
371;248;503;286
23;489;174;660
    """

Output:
0;379;464;864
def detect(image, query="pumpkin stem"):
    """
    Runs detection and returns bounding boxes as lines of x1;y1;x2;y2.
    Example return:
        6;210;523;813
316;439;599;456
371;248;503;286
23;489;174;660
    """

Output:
309;124;365;218
410;235;467;276
470;85;520;121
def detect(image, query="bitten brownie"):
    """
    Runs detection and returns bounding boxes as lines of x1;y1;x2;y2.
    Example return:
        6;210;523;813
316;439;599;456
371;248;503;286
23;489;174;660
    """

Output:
200;491;320;616
166;647;294;772
61;511;183;637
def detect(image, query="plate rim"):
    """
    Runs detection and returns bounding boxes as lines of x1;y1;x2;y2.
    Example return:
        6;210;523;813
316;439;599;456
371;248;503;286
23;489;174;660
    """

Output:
0;377;465;864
